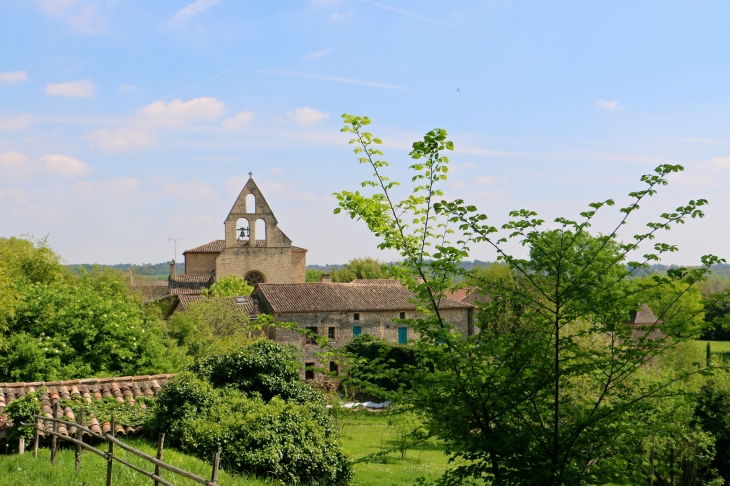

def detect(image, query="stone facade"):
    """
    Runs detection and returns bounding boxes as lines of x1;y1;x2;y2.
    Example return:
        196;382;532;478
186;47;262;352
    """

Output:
179;177;307;288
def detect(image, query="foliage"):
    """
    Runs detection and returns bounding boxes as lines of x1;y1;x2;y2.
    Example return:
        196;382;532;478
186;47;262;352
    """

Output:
333;114;726;485
0;255;188;382
66;261;185;279
191;340;324;404
694;375;730;483
154;371;352;485
201;274;254;298
628;276;706;335
345;335;417;397
4;390;42;443
306;268;327;282
60;395;155;429
331;257;393;283
387;409;429;459
167;297;260;360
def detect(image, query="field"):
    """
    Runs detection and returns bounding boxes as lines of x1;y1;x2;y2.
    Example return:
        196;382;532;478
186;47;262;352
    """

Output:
0;412;450;485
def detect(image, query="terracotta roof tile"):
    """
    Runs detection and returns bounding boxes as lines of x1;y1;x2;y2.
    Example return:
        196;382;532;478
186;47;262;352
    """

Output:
184;239;307;253
169;274;214;295
0;374;174;442
349;279;400;285
255;282;472;314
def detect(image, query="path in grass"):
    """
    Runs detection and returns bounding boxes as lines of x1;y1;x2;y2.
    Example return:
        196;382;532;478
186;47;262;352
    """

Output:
340;412;451;486
0;437;270;486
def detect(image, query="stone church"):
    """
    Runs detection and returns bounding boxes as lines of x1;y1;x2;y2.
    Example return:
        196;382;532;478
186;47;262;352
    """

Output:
169;176;307;294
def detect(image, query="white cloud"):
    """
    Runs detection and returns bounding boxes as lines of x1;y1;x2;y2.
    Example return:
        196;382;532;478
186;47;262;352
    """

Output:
0;150;90;180
0;114;33;131
222;111;255;130
163;181;218;199
287;106;330;125
475;175;497;186
0;71;28;83
118;84;136;91
706;156;730;169
37;0;107;34
46;79;96;98
597;100;619;111
71;178;141;198
271;167;282;174
169;0;220;27
0;189;27;205
329;9;353;23
135;97;226;127
38;154;91;177
303;47;334;61
82;128;156;152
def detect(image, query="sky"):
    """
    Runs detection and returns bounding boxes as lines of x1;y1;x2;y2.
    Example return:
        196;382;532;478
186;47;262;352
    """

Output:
1;1;730;266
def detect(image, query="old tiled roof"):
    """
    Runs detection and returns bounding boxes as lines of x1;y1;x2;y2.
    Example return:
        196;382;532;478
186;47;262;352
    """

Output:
184;239;307;253
255;282;472;314
169;274;214;295
0;375;173;441
176;294;259;319
349;279;400;285
625;303;663;325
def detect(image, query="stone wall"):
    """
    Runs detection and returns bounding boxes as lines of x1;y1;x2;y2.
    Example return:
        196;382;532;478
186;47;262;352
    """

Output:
291;252;307;283
216;246;295;283
185;252;218;275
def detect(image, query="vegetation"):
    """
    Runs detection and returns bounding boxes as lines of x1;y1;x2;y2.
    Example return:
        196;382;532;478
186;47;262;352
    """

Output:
201;274;254;298
334;114;729;485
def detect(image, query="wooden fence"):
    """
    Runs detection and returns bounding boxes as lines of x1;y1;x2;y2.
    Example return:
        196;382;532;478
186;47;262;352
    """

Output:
22;405;219;486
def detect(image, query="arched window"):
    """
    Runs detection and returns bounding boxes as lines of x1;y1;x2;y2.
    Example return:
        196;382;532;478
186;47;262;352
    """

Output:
245;271;265;286
246;194;256;213
235;218;250;240
256;218;267;243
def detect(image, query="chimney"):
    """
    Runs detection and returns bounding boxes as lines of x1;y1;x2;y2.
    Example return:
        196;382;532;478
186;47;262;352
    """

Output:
320;273;331;283
170;260;177;280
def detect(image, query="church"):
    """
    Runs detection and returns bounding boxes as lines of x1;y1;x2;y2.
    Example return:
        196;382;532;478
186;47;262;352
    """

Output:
168;176;307;295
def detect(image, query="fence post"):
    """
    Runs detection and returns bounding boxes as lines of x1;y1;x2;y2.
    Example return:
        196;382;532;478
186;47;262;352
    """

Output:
211;452;220;484
154;433;165;486
106;416;115;486
50;403;59;466
18;437;25;455
33;418;40;458
75;406;84;471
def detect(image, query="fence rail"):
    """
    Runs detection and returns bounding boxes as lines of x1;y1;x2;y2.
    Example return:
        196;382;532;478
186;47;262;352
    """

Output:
22;404;219;486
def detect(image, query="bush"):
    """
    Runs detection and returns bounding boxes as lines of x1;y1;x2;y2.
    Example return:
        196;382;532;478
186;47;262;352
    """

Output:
345;335;417;397
192;340;324;404
4;390;42;443
152;372;217;435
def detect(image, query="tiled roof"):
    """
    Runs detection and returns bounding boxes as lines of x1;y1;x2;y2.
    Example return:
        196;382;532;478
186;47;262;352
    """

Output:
0;375;173;441
255;282;472;314
169;274;214;295
184;239;307;253
625;303;663;325
349;279;400;285
176;295;259;319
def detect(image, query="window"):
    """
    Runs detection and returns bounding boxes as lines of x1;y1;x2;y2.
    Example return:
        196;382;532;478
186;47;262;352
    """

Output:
305;327;318;345
246;194;256;213
353;326;362;337
329;361;339;374
399;312;406;319
398;327;408;344
304;362;315;380
353;313;360;321
328;327;336;340
244;271;265;286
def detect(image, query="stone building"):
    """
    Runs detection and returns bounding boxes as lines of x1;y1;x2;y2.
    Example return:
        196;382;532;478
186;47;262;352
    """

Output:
170;176;307;293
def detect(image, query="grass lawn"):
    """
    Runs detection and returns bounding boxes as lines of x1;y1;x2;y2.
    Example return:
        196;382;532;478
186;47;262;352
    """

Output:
0;411;451;485
340;411;451;486
0;436;270;486
697;340;730;354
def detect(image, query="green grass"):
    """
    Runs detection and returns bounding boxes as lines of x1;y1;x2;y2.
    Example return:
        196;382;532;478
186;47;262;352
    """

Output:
0;412;451;485
697;340;730;354
339;412;451;486
0;437;270;486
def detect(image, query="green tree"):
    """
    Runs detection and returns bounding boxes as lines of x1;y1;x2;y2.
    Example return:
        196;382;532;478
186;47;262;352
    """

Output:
332;257;392;282
333;114;724;485
200;274;253;297
167;297;259;359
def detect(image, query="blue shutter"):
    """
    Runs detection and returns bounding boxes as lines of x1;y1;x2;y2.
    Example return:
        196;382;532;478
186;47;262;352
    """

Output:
398;327;408;344
353;326;362;337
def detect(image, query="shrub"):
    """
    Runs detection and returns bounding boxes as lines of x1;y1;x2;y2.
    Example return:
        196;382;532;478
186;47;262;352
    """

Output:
4;390;42;443
152;372;217;435
345;334;417;397
192;340;324;404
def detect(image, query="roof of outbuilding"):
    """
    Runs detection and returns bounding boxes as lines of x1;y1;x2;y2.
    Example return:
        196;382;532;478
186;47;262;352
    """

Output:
0;374;174;442
168;274;214;295
183;239;307;253
349;279;400;285
625;303;663;325
255;282;473;314
175;294;260;319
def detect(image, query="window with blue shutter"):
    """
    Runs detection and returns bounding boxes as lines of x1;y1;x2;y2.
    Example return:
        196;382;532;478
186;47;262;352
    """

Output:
353;326;362;337
398;327;408;344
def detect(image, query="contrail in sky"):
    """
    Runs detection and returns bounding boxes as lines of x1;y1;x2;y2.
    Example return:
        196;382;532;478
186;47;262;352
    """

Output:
255;70;410;91
363;1;495;40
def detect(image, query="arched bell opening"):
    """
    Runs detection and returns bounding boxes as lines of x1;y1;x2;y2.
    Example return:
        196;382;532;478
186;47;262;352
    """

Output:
246;194;256;213
235;218;250;242
256;218;267;245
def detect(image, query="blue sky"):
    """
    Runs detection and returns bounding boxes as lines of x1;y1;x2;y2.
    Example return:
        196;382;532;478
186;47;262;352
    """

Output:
1;1;729;266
